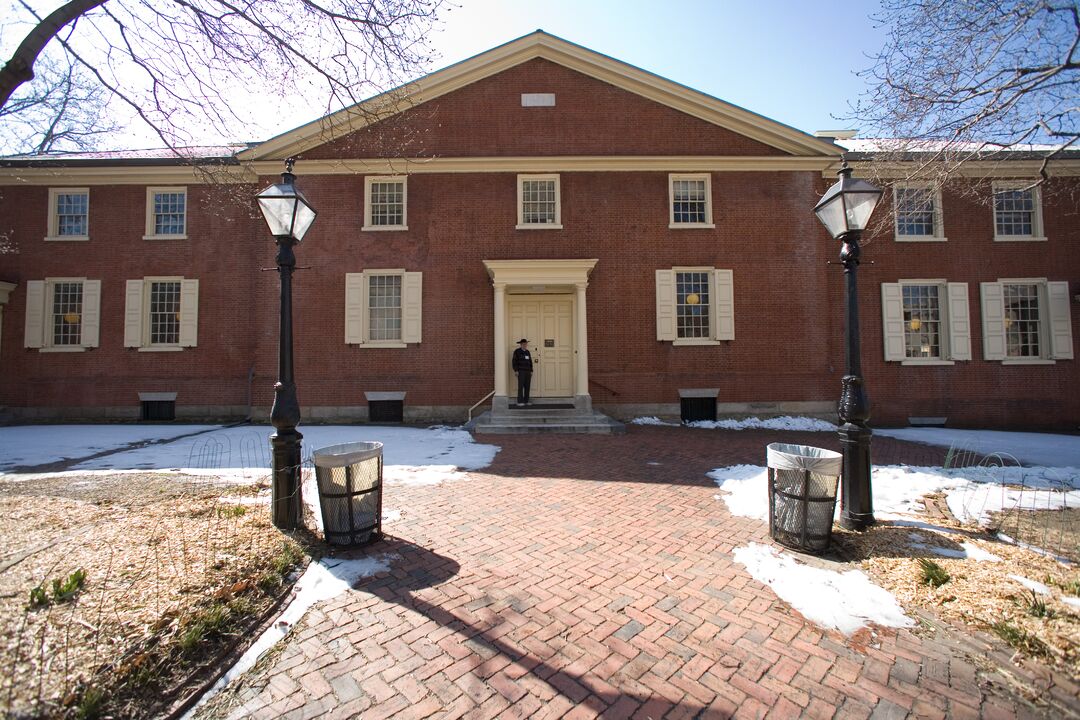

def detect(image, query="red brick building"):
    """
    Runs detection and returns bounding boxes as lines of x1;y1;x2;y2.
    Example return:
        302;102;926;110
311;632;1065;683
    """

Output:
0;33;1077;429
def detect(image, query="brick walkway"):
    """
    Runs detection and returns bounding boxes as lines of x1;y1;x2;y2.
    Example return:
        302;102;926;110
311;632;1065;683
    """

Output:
199;427;1062;719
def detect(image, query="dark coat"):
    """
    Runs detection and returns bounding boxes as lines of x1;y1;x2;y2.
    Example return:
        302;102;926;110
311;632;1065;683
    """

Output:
512;347;533;372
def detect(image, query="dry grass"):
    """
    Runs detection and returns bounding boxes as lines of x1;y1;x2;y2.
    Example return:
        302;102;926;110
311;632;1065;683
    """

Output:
0;471;306;719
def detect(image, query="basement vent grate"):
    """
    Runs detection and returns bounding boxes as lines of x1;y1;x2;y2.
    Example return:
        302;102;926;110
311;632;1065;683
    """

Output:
680;396;717;423
369;400;404;423
141;400;176;421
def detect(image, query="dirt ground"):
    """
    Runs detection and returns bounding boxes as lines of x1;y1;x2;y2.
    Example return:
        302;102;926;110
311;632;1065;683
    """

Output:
0;470;305;719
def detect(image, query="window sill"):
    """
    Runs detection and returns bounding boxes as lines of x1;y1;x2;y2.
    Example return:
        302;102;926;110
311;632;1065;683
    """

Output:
673;339;722;346
44;235;89;242
354;342;408;349
137;346;184;352
39;346;87;353
894;235;948;243
515;224;563;230
669;223;716;230
993;236;1048;242
900;359;954;366
143;234;188;241
1001;358;1055;365
361;225;408;232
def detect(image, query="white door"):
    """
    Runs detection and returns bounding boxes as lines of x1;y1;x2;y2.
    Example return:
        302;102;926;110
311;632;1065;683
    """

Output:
508;295;574;397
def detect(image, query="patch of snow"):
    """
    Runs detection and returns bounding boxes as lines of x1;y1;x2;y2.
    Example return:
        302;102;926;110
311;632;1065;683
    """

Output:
689;416;835;432
959;542;1002;562
732;543;913;635
0;424;220;470
1062;596;1080;609
1008;574;1051;595
630;416;678;426
996;532;1074;565
875;428;1080;468
381;509;402;522
707;465;770;521
185;555;392;717
908;538;1003;562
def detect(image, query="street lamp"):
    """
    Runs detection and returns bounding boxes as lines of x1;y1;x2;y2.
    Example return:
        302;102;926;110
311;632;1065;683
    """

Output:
256;158;317;529
814;160;883;531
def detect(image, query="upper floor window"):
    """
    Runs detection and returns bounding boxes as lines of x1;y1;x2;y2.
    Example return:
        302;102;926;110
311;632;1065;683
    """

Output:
893;184;945;241
517;174;561;229
669;174;714;228
46;188;89;241
145;187;187;239
981;278;1072;363
993;182;1045;241
363;176;407;231
23;278;101;351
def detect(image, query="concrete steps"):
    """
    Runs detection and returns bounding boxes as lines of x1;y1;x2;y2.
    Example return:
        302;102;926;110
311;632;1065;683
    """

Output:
468;404;625;435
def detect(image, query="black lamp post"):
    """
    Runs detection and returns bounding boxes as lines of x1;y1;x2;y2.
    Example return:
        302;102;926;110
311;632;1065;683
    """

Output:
813;160;883;531
256;158;317;530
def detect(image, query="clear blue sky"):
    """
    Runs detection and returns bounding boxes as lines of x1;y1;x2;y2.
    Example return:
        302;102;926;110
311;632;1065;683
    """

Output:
426;0;888;136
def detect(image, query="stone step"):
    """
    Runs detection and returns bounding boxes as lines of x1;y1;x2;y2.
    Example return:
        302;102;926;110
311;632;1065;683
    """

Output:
468;410;625;435
474;422;622;435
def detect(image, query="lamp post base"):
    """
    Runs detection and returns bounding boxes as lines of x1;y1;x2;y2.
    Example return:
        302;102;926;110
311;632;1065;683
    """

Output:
838;422;874;530
270;429;303;530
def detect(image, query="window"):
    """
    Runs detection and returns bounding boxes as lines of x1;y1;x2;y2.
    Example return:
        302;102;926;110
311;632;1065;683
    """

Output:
668;174;714;228
363;177;407;230
144;187;187;239
881;282;970;364
893;184;945;241
23;278;101;351
993;182;1045;241
46;188;89;241
655;268;734;344
516;175;561;229
345;270;422;346
123;277;199;350
980;279;1072;362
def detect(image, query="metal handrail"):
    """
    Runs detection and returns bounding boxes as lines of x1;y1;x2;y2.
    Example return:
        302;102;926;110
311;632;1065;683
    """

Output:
467;390;496;422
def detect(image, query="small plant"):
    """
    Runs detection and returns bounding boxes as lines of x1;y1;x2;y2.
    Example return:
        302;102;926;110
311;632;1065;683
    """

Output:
74;685;105;720
1025;590;1054;619
178;602;231;652
918;558;950;587
1045;575;1080;596
991;620;1053;658
27;583;49;609
52;568;87;602
217;504;247;519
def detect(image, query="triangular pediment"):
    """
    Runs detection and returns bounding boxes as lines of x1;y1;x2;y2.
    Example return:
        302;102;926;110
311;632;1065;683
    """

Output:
241;31;839;161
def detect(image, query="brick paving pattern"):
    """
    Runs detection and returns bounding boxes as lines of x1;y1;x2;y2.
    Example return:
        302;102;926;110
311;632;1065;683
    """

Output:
199;427;1071;719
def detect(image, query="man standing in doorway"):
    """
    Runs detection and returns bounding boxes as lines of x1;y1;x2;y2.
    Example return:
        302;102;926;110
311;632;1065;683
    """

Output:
512;338;533;406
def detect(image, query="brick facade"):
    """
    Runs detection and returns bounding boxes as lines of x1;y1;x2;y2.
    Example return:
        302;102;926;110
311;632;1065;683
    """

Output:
1;42;1077;428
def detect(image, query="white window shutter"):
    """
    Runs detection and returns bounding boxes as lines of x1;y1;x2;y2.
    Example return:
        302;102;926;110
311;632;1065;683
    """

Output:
124;280;144;347
655;270;676;341
880;283;905;361
1047;281;1074;360
713;269;734;340
179;279;199;347
82;280;101;348
402;272;422;344
24;280;45;348
946;283;971;360
980;282;1006;360
344;273;365;344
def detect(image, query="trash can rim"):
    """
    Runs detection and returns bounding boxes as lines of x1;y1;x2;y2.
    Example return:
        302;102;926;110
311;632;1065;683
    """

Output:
766;442;842;474
313;441;384;467
765;442;842;460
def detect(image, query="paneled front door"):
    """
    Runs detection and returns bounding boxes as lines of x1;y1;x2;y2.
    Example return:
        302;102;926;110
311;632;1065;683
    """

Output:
507;295;574;397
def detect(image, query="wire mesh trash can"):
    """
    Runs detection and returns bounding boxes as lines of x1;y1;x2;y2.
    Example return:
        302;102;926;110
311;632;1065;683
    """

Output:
766;443;842;554
313;441;383;546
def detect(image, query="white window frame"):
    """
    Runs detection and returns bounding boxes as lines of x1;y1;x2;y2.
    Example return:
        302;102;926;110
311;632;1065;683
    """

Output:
892;183;946;242
362;176;408;231
45;187;90;242
124;276;198;351
144;277;184;349
668;174;715;229
993;277;1062;364
24;277;101;352
516;174;562;230
144;186;188;240
656;267;734;345
344;270;423;348
992;181;1046;242
898;280;950;364
882;280;971;364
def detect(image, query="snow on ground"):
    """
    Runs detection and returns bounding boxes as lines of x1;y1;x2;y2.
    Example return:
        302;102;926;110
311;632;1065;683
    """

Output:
1009;574;1051;595
185;555;392;717
688;416;836;432
0;424;219;471
629;416;679;426
876;427;1080;468
732;543;914;635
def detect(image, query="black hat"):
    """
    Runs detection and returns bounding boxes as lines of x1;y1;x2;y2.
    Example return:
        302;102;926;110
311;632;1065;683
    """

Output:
518;338;529;344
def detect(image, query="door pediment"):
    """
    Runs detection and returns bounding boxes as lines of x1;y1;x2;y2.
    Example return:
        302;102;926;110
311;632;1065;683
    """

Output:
483;259;597;288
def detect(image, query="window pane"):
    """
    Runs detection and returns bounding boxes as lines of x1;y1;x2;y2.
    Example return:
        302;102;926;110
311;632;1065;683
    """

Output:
369;274;402;341
1004;283;1041;357
895;188;935;236
995;188;1034;236
369;182;404;226
901;284;941;358
672;180;707;224
149;281;181;345
154;192;186;235
521;180;556;224
676;271;710;338
56;193;88;236
51;281;83;346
